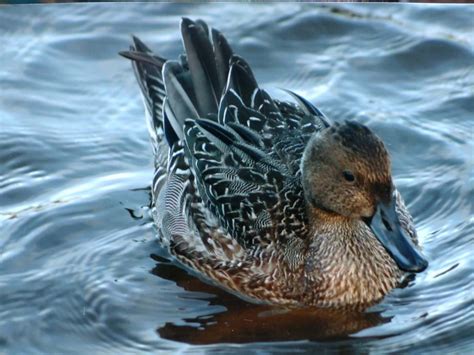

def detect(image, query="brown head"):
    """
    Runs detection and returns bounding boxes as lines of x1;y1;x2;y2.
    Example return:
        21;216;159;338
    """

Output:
301;120;428;273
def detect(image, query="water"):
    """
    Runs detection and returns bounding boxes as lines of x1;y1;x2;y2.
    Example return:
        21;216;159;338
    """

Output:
1;3;473;353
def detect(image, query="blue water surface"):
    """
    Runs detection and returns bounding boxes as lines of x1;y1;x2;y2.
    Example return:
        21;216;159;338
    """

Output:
1;3;473;353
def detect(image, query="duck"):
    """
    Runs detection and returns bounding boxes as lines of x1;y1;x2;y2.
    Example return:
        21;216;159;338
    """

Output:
120;18;428;308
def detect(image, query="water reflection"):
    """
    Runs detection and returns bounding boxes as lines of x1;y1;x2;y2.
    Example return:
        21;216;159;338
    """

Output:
151;256;389;344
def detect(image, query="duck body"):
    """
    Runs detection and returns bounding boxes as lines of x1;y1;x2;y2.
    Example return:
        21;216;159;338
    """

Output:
121;19;427;308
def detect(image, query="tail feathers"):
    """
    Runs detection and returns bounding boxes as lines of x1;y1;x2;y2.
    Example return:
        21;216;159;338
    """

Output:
121;19;276;149
130;35;152;53
120;49;165;68
162;60;199;139
212;28;233;93
119;36;167;151
180;18;223;116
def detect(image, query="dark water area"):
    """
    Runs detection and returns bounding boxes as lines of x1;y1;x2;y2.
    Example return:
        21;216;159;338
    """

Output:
1;3;473;353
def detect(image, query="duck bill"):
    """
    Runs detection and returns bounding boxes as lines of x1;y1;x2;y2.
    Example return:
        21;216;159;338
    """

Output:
368;197;428;273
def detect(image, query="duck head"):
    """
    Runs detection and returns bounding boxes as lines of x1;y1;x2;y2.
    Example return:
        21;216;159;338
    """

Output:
301;120;428;273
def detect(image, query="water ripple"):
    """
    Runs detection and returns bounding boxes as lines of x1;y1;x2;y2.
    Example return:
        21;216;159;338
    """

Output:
0;2;472;353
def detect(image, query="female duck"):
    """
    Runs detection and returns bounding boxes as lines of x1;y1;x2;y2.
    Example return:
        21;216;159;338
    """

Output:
121;18;428;308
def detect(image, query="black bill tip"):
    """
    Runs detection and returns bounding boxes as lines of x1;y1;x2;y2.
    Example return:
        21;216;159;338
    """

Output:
369;196;428;273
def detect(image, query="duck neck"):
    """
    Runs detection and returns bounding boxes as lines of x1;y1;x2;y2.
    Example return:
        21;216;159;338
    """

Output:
302;206;401;307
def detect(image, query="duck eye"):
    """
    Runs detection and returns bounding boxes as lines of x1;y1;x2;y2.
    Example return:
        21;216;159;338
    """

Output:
343;170;355;182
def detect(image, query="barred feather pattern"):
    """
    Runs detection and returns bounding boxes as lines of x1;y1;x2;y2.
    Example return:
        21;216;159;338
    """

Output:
127;37;166;155
146;86;329;304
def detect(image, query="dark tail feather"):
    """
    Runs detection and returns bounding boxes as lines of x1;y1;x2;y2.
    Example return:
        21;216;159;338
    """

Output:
119;50;165;68
131;35;151;53
162;98;180;147
212;28;233;94
180;18;222;116
162;18;235;145
162;60;200;141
